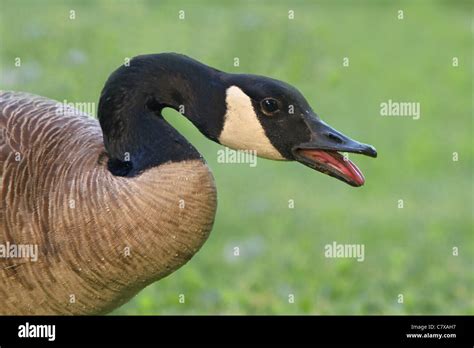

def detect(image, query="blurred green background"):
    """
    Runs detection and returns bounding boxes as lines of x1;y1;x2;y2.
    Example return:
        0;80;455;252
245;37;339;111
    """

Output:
0;0;472;314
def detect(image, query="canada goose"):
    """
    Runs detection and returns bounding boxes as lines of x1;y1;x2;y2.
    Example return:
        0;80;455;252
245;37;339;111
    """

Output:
0;53;376;314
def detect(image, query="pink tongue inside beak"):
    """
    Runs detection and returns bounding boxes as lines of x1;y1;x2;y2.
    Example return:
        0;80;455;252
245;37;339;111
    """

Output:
301;150;365;186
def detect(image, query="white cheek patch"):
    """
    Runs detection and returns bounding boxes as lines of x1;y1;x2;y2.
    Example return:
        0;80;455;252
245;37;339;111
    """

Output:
218;86;285;160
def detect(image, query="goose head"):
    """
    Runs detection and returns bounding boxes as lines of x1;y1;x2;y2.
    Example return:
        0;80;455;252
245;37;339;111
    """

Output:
98;53;376;185
218;74;377;187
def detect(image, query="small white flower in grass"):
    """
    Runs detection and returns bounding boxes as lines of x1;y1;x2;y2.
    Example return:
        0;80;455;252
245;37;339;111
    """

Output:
68;49;87;65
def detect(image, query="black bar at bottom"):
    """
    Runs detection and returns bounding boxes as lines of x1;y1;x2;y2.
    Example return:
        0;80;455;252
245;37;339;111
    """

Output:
0;315;471;346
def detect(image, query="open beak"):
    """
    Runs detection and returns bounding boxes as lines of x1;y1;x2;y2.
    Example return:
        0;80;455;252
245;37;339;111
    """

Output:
292;116;377;187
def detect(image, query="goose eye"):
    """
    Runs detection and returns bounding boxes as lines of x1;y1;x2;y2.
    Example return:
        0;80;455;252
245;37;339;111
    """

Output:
261;98;280;114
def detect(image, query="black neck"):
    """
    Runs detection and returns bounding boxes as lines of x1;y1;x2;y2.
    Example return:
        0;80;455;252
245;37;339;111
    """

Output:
97;53;227;176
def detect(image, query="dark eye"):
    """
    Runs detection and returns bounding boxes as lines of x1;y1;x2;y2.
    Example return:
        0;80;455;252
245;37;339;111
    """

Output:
261;98;280;115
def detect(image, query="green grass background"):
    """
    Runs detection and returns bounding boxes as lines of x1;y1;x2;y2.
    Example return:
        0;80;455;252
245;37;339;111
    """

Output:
0;0;472;314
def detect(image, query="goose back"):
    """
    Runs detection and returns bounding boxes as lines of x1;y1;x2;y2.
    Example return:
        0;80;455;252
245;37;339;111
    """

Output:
0;91;217;314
